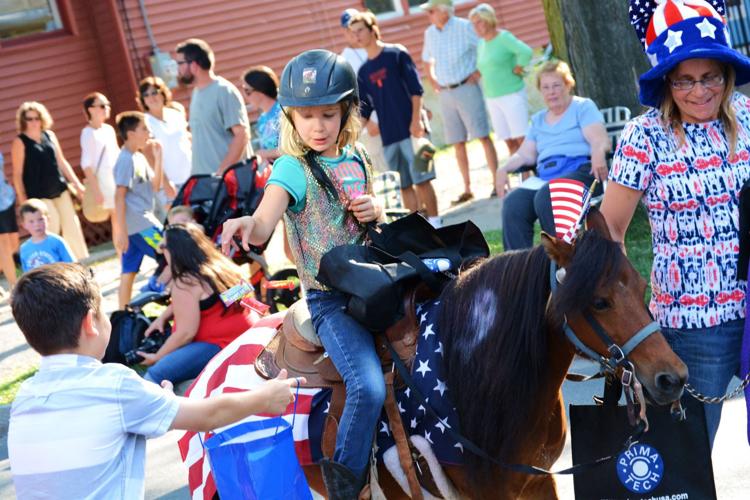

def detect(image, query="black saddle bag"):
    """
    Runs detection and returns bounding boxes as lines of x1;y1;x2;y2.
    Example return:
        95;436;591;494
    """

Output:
317;213;489;331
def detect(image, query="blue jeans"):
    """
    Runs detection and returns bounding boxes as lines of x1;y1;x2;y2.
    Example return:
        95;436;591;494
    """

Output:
662;319;744;448
307;290;386;477
144;341;221;385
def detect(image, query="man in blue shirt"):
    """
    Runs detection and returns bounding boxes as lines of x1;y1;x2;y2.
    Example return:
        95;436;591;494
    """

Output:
351;11;441;227
18;199;75;272
421;0;499;203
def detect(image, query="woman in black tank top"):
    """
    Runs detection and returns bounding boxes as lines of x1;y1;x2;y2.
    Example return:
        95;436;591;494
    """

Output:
11;102;89;260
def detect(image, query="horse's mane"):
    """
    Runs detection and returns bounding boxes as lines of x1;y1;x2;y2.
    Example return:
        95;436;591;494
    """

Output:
439;229;624;491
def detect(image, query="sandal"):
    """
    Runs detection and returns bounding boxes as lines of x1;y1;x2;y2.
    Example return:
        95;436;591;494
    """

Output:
451;192;474;206
489;188;497;198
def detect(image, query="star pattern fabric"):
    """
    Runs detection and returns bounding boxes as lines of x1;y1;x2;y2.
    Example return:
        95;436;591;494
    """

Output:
375;299;464;465
629;0;725;46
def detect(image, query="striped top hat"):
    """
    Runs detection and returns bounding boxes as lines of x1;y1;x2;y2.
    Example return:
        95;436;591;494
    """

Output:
629;0;750;107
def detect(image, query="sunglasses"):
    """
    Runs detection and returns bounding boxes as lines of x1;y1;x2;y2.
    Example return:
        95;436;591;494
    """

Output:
142;90;160;98
24;116;41;122
89;103;110;109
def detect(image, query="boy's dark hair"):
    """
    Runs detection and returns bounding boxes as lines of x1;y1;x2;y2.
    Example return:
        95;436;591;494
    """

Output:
11;263;101;356
19;198;47;218
115;111;145;143
175;38;214;71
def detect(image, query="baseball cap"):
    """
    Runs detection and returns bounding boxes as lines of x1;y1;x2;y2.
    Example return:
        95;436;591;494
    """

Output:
340;8;359;28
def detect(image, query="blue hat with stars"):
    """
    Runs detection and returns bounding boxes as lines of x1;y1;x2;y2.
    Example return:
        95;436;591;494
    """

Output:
630;0;750;107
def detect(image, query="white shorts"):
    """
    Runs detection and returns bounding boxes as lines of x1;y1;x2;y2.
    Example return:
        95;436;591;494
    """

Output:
486;88;528;140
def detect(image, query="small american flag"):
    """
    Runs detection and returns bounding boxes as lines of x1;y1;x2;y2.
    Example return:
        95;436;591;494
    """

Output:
177;314;325;500
549;179;595;244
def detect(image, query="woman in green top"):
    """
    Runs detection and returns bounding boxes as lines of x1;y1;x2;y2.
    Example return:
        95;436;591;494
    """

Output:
470;3;532;161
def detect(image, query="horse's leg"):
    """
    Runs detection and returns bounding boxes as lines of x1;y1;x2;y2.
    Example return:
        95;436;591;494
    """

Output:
304;465;325;497
519;475;558;500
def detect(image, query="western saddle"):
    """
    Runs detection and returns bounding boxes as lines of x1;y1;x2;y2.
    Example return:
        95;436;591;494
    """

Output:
255;285;441;498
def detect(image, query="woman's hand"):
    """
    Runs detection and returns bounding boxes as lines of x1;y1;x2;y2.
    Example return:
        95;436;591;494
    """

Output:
349;195;381;223
221;216;255;255
145;315;167;338
495;168;510;199
590;159;609;182
137;351;160;367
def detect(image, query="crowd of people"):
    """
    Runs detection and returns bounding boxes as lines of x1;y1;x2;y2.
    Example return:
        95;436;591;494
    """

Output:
4;0;750;498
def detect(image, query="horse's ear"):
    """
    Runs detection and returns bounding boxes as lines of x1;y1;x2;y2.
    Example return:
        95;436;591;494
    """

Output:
540;231;574;267
585;206;613;240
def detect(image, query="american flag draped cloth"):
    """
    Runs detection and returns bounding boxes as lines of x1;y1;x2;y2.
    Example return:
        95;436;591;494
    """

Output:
548;178;596;244
178;300;464;499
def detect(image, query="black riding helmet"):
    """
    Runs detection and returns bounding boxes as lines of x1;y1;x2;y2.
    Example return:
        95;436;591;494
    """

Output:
278;49;359;108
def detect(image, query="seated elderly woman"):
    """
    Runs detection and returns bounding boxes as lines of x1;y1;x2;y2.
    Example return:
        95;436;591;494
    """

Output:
496;60;609;250
139;223;255;385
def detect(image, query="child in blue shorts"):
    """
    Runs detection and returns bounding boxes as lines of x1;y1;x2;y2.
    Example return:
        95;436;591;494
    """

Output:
113;111;167;308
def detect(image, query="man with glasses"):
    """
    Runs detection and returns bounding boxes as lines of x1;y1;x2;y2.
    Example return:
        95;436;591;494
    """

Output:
175;38;251;176
421;0;498;204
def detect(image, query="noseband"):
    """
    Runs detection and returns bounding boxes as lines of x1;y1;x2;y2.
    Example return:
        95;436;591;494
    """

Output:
550;261;660;376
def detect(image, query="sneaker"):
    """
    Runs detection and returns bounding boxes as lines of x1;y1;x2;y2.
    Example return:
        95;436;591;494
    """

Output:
451;192;474;206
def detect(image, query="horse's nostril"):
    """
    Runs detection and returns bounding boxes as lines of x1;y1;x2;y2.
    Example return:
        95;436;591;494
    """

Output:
655;372;685;392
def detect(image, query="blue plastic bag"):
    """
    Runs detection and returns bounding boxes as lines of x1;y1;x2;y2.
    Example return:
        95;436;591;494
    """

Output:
203;389;312;500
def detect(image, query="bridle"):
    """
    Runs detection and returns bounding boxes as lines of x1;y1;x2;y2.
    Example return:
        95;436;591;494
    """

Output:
550;260;662;427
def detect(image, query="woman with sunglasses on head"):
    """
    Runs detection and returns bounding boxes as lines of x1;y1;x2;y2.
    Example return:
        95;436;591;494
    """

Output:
137;76;191;194
601;0;750;448
11;101;88;260
138;223;256;385
80;92;120;221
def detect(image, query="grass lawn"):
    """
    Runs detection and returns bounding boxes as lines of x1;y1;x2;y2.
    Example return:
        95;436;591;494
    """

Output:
0;367;38;405
482;205;654;292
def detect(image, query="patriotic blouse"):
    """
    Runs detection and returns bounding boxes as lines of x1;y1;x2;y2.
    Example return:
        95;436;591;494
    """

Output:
610;92;750;330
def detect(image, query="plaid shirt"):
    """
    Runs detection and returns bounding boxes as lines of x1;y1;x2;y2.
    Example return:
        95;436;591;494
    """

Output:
422;16;479;87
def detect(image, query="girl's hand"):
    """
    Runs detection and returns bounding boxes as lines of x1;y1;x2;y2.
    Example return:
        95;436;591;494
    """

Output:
349;195;380;223
221;216;255;255
137;352;159;366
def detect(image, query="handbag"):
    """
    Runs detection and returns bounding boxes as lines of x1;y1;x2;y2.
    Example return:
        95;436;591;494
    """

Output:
569;378;716;499
203;386;312;500
317;212;489;331
81;145;110;223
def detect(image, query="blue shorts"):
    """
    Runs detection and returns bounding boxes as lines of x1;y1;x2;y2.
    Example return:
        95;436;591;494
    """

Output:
121;227;162;274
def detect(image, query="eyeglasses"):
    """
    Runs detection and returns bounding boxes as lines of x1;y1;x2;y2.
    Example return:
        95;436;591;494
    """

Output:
176;59;191;66
142;90;160;98
24;116;41;122
670;74;725;91
540;83;564;93
242;86;255;96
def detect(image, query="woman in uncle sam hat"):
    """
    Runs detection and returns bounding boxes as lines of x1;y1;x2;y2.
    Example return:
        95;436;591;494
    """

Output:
600;0;750;448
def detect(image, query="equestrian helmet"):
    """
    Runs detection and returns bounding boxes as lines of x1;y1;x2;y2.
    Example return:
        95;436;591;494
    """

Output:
278;49;358;108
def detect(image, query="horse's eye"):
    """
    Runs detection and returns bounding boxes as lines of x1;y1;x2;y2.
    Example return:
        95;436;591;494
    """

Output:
592;297;610;311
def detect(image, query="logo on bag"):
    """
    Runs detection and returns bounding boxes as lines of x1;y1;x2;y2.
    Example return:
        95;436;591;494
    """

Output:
616;444;664;493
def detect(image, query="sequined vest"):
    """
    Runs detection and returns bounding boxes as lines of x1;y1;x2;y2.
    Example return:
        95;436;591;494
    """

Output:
284;145;373;291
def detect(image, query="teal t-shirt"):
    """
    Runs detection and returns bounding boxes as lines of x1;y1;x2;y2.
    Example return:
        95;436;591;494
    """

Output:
267;148;366;213
476;31;532;98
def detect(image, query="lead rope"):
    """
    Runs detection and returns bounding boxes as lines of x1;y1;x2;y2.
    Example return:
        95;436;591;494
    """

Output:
685;372;750;404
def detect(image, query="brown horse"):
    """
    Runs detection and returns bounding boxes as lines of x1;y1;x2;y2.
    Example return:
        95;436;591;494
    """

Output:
300;208;687;499
182;208;688;499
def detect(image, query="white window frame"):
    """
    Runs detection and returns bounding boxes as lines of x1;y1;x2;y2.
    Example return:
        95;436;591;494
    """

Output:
0;0;64;42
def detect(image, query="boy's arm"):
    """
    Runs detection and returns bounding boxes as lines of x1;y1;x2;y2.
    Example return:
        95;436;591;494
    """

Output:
145;141;164;192
113;186;129;254
170;370;304;432
57;237;75;263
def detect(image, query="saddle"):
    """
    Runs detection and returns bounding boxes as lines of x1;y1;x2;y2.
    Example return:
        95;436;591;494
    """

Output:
255;284;442;498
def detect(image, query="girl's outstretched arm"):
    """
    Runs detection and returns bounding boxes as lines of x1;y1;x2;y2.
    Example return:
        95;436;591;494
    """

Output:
221;185;290;254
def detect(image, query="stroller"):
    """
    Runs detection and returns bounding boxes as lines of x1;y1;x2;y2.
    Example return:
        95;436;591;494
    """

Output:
171;157;301;312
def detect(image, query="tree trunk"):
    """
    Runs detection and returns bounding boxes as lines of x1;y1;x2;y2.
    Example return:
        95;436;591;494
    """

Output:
542;0;651;115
